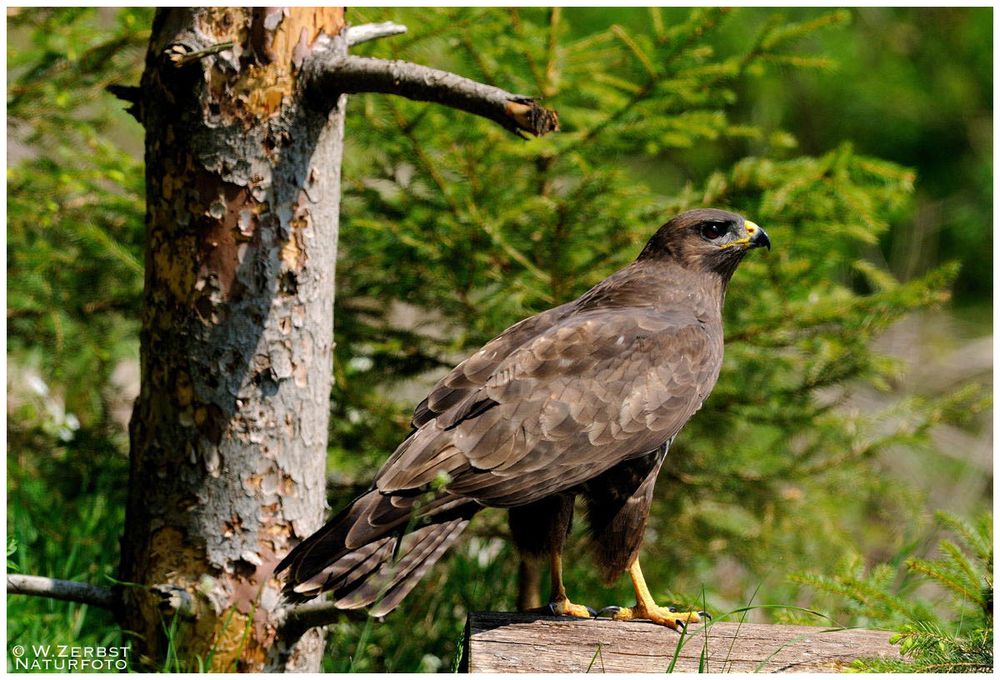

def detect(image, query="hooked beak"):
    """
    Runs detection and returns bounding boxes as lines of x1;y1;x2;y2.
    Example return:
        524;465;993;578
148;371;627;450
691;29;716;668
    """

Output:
744;221;771;251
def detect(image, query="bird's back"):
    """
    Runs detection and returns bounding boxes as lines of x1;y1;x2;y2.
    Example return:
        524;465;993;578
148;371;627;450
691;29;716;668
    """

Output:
374;258;724;505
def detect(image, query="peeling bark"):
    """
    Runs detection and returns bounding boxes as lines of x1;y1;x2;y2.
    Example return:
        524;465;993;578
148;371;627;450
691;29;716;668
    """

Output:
120;8;345;671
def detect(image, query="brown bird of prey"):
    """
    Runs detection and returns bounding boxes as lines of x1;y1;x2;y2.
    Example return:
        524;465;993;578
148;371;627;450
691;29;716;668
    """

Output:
276;208;770;629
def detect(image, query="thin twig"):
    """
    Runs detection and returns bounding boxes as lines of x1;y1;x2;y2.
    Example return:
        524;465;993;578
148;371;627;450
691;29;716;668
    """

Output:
8;572;366;634
7;574;117;610
304;54;559;137
345;22;407;47
165;41;234;67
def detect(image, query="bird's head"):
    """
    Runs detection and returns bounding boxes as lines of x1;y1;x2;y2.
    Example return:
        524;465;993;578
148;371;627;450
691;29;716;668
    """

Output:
637;208;770;281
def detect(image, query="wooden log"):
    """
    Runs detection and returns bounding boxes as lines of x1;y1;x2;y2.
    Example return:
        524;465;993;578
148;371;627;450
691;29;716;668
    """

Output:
462;612;902;673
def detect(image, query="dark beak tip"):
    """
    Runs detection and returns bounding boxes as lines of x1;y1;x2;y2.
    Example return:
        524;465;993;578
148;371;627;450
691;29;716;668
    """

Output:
754;229;772;251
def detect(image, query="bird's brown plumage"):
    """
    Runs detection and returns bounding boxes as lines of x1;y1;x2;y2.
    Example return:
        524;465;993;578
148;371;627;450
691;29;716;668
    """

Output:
276;208;769;617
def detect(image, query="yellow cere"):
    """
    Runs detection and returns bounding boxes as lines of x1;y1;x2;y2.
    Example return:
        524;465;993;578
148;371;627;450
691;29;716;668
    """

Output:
719;220;758;249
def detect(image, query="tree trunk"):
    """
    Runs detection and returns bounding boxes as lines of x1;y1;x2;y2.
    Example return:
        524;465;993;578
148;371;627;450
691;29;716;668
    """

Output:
119;8;345;671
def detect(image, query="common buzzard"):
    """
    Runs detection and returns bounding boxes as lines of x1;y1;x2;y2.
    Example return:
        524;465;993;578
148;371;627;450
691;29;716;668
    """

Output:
277;208;770;629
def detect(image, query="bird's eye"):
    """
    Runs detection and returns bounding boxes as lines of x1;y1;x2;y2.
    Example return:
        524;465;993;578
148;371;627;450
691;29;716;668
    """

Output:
700;222;725;240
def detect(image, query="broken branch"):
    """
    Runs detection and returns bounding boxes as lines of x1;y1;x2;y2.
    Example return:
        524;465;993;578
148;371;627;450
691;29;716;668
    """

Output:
106;84;142;122
165;40;234;66
9;572;367;636
345;21;407;47
305;54;559;137
7;574;117;610
277;599;368;636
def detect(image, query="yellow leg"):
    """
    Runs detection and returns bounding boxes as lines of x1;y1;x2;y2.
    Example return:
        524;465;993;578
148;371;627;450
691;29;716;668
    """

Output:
610;558;706;630
528;552;594;619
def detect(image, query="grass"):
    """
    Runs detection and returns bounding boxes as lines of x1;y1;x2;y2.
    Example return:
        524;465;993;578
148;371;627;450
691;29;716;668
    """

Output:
7;429;126;672
657;599;848;672
585;642;605;673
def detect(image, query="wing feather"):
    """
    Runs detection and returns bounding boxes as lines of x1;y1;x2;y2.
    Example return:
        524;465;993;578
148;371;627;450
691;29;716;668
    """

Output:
410;302;576;428
375;306;722;507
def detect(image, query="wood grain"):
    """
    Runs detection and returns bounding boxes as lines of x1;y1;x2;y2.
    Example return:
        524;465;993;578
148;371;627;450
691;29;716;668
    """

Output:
464;612;901;673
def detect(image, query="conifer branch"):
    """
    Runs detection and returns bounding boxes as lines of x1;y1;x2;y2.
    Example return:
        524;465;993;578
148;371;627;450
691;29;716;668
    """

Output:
7;574;118;610
304;55;559;137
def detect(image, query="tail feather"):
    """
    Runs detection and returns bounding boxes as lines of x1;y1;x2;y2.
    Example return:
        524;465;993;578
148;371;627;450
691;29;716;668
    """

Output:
276;488;478;614
277;490;410;587
289;536;396;602
369;519;469;617
334;518;469;614
274;491;378;577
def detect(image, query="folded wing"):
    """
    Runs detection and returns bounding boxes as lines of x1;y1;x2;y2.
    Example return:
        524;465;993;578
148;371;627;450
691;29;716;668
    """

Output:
377;307;721;506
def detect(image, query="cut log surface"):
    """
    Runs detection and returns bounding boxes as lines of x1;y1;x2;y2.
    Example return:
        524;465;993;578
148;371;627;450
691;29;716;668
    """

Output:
464;612;901;673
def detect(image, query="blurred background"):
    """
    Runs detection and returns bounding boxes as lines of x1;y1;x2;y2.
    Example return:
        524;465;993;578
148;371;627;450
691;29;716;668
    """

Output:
7;7;992;672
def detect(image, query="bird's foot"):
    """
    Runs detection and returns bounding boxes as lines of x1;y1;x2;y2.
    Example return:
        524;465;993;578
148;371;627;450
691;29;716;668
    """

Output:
596;604;710;631
530;596;597;619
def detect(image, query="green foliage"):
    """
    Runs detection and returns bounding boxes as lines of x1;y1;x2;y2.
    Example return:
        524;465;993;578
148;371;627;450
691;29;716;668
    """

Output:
6;6;991;673
794;512;992;672
741;8;993;306
6;8;149;668
7;422;127;667
8;7;149;422
8;538;19;571
329;7;991;668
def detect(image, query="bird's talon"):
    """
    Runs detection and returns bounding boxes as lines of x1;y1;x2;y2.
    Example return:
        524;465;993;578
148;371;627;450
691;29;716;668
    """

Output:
699;610;711;620
530;598;597;619
595;605;622;619
674;619;685;631
586;606;598;618
668;606;677;612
